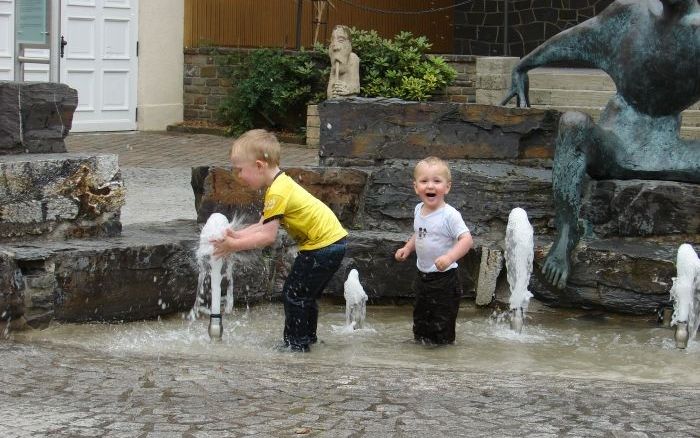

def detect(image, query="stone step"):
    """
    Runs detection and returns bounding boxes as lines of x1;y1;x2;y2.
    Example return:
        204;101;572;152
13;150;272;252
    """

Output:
681;126;700;139
529;88;614;108
682;110;700;127
531;104;602;119
532;97;700;124
529;68;616;91
530;104;700;136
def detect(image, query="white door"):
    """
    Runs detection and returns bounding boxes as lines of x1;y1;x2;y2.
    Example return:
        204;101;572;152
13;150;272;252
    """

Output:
23;48;50;81
0;0;13;80
61;0;138;132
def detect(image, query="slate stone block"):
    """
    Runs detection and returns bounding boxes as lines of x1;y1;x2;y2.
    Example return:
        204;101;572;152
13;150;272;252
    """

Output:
582;179;700;237
0;82;77;154
319;98;559;165
530;236;698;314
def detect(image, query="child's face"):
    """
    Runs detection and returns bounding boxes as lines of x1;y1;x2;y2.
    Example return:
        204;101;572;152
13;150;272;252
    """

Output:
413;163;451;211
230;153;266;190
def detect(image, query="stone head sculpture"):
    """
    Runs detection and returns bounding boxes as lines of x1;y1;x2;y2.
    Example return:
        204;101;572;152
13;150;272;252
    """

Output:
327;25;360;99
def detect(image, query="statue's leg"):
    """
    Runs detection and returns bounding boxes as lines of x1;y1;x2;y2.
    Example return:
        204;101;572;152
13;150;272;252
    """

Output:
543;111;612;289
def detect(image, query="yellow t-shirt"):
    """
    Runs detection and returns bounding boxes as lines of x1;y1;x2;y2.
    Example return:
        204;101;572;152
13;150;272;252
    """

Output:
263;172;348;251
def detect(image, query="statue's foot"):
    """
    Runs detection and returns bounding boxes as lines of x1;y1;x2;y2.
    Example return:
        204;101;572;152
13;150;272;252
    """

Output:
542;237;570;290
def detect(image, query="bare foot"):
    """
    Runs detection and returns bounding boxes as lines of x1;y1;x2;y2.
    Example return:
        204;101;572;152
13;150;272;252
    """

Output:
542;235;570;289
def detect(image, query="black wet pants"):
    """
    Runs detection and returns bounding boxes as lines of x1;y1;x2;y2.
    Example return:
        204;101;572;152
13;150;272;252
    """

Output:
413;268;462;345
282;239;346;350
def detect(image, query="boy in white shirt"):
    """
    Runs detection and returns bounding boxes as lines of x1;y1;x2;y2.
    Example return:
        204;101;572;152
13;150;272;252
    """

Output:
395;157;473;344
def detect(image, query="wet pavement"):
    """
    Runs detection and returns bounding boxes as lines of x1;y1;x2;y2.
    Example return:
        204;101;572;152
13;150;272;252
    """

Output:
0;131;698;437
1;339;699;438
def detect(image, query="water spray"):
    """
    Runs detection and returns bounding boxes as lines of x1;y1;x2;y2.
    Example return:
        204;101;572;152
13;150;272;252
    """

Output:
196;213;234;341
669;243;700;349
344;269;368;329
505;208;534;334
510;307;524;334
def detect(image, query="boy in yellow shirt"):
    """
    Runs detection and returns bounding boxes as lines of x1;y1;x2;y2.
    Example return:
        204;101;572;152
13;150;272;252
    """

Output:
212;129;348;352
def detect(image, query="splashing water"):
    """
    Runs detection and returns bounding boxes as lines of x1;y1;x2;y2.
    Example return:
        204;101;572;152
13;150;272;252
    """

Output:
191;213;242;320
670;244;700;341
505;208;534;332
343;269;368;329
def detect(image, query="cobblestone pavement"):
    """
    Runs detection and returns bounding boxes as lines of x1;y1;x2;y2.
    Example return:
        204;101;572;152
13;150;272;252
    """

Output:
65;131;319;168
4;131;695;437
1;341;699;438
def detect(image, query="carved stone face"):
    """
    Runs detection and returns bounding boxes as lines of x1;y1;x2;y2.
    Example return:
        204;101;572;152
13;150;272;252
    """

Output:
329;27;352;64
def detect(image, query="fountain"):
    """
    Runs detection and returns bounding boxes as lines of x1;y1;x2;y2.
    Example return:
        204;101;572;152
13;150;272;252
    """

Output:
669;244;700;349
194;213;238;340
343;268;368;329
505;208;534;333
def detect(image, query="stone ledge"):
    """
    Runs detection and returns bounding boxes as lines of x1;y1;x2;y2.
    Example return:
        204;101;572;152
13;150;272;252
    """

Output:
532;236;700;315
319;98;560;162
3;221;693;323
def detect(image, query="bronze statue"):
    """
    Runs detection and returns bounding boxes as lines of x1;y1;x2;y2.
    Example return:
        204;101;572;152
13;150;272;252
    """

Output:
327;25;360;99
501;0;700;289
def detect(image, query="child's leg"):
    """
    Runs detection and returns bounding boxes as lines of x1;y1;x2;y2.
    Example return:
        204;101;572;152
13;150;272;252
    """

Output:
282;240;346;349
434;271;461;344
413;279;433;343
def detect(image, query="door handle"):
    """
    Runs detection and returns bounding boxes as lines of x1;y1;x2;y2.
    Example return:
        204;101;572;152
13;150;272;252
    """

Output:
60;35;68;58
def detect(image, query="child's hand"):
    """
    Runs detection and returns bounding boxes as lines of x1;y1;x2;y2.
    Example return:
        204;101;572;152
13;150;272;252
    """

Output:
395;246;410;262
211;228;237;259
434;255;453;271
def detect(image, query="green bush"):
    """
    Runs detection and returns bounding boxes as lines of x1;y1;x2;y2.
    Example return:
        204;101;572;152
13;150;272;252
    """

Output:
216;48;328;136
350;29;457;101
214;31;455;135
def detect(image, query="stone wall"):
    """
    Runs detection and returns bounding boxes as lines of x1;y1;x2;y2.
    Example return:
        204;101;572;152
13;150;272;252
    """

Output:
453;0;614;56
0;153;126;328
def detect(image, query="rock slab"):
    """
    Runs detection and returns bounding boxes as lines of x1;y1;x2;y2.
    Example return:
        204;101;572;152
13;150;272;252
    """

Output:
0;82;77;154
319;98;559;166
0;153;124;240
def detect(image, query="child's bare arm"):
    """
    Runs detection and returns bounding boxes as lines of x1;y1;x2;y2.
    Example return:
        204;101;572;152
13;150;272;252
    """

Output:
212;219;279;258
231;216;266;238
395;234;416;262
434;232;473;271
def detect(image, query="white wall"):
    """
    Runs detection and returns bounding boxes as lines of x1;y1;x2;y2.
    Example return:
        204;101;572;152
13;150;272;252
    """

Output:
0;0;14;80
137;0;183;131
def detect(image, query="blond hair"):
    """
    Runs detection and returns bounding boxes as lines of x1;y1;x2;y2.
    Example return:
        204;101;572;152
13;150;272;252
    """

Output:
230;129;281;166
414;156;451;181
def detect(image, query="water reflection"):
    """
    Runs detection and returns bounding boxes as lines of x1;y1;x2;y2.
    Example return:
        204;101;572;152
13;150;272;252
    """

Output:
11;301;699;384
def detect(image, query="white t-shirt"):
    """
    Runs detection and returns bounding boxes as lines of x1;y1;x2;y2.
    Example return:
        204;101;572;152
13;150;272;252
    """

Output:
413;203;470;273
